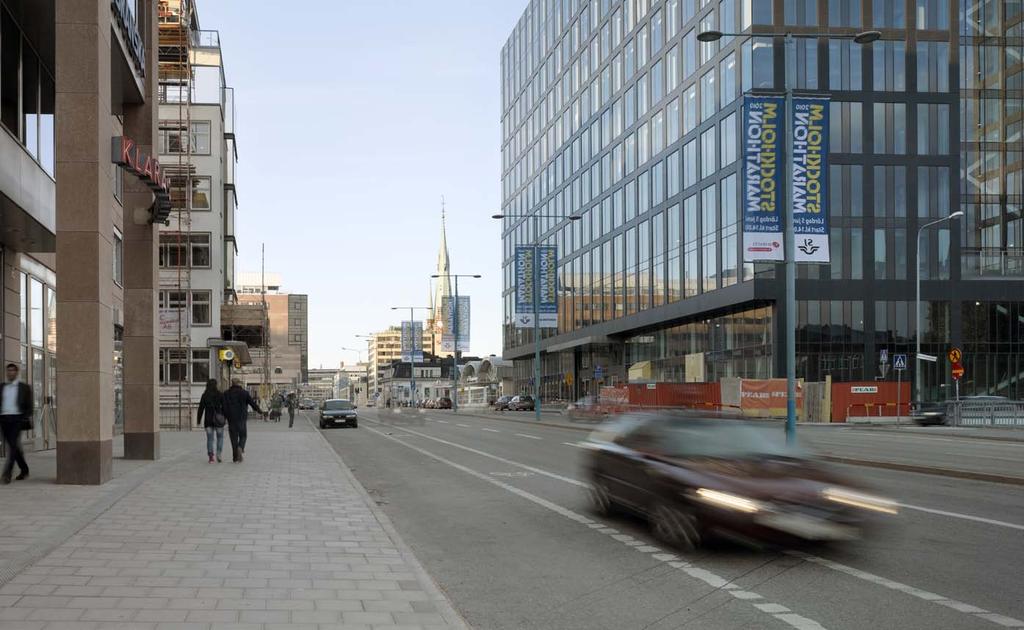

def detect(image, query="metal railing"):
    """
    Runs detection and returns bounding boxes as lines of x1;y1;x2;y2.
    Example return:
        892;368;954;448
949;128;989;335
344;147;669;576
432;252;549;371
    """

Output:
961;248;1024;279
947;400;1024;427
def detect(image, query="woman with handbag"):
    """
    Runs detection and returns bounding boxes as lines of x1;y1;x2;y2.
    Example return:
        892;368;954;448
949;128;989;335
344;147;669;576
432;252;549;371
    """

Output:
197;379;226;463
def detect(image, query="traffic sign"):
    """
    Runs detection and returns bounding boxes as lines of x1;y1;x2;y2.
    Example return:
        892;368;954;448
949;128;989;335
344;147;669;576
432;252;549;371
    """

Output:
948;348;962;364
893;354;907;370
879;349;889;364
918;353;938;363
594;365;603;379
951;362;965;380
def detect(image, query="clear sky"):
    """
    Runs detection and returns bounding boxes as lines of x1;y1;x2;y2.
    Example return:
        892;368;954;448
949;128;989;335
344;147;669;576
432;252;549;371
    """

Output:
200;0;524;369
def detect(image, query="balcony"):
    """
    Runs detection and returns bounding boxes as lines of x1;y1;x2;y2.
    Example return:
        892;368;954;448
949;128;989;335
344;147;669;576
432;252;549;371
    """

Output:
961;248;1024;279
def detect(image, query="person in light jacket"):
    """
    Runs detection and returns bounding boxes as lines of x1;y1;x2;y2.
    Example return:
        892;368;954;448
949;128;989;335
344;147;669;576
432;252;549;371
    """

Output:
197;379;225;464
222;379;264;463
0;364;32;484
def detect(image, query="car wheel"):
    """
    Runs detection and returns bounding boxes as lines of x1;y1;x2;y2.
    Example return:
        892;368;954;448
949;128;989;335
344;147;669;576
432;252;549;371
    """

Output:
319;421;325;429
650;501;701;551
351;421;358;428
588;479;616;516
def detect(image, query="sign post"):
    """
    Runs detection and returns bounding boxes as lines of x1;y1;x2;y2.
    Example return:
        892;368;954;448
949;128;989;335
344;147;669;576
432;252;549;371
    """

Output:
894;354;907;427
949;348;964;403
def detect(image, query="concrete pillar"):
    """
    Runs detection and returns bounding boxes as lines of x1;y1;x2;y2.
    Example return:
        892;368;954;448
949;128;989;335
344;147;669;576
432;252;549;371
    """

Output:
121;1;160;460
54;2;116;484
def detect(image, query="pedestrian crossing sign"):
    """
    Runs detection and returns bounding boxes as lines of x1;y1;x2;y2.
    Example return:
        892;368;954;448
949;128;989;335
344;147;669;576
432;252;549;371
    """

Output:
894;354;907;370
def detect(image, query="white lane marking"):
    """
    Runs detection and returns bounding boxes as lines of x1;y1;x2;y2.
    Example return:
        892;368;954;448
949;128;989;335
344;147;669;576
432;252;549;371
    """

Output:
436;420;449;424
563;441;587;448
456;423;471;428
481;428;501;433
365;420;587;487
898;503;1024;531
790;552;1024;628
515;433;542;440
365;426;825;630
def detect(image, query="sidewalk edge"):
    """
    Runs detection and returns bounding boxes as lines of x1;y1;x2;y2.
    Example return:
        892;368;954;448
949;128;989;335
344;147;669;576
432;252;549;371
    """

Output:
308;417;471;629
820;455;1024;486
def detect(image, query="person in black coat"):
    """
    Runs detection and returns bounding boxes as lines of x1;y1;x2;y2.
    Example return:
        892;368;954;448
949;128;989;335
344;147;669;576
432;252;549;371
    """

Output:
222;379;264;463
197;379;226;463
1;363;33;484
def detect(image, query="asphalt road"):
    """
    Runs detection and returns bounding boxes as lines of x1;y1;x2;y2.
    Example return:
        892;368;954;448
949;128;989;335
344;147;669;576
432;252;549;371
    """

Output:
314;409;1024;630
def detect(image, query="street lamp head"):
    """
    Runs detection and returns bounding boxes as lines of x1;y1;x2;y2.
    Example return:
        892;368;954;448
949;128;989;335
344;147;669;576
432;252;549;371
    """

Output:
853;30;882;44
697;30;723;43
471;274;482;278
568;214;583;221
491;214;505;219
949;210;965;219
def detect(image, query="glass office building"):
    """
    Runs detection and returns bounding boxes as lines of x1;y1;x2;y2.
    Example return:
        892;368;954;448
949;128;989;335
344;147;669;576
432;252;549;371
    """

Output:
499;0;1024;402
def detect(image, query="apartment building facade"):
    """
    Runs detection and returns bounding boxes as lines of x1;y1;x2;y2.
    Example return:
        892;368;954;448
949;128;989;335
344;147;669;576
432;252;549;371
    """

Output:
155;3;239;427
500;0;1024;402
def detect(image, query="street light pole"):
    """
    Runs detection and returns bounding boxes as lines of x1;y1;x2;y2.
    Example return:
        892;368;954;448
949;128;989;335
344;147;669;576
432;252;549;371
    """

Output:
391;307;430;408
532;215;542;421
915;211;964;404
431;273;481;413
697;28;880;444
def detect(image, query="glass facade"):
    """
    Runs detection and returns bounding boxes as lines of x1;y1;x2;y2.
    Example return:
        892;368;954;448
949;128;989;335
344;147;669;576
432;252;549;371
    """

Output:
500;0;1024;401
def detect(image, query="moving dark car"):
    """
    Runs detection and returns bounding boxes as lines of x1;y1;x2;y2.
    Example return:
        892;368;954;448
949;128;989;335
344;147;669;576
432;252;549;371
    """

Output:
319;399;358;429
493;395;512;411
436;397;453;409
911;401;948;425
584;414;897;550
508;395;535;411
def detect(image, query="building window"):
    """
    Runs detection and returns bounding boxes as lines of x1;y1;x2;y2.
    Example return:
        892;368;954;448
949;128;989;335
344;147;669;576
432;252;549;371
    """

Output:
1;9;55;176
829;0;862;26
872;41;906;92
191;349;210;383
160;348;189;384
785;0;818;26
829;40;863;90
917;42;950;92
169;176;213;210
158;233;211;268
191;291;212;326
873;103;907;154
159;121;212;155
873;0;906;28
915;0;949;30
113;230;124;287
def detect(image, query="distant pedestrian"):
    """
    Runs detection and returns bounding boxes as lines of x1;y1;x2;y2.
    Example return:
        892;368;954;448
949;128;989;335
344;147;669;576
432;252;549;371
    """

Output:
197;379;226;463
286;393;297;428
1;364;33;484
222;379;264;463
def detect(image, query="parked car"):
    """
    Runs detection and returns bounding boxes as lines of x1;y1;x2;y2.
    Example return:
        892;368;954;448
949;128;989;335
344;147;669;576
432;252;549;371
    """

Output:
436;397;453;409
319;399;358;429
299;399;316;410
584;413;897;550
493;395;513;411
508;395;535;411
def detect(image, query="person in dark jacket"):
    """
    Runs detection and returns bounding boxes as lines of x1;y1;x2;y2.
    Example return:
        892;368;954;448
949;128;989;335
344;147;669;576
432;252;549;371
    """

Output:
222;379;264;463
286;392;297;428
197;379;226;464
1;363;33;484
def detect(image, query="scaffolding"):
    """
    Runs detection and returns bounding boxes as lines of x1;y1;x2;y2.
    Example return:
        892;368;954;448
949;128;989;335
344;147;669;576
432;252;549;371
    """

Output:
158;0;195;431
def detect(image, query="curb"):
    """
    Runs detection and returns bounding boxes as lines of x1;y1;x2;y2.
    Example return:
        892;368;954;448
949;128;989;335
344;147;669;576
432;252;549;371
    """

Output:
308;416;470;629
820;455;1024;486
847;427;1024;444
439;410;595;433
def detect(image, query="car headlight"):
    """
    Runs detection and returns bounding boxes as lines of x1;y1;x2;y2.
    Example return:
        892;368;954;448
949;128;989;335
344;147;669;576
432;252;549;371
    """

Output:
822;487;899;514
695;488;764;513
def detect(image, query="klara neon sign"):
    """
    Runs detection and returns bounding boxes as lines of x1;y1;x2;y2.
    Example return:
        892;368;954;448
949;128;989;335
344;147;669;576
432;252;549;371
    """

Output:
111;136;172;223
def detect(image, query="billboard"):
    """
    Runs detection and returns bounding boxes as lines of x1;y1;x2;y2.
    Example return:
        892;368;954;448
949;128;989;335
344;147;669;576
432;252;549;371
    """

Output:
400;320;423;363
441;296;471;353
741;95;785;262
791;97;831;263
515;245;558;329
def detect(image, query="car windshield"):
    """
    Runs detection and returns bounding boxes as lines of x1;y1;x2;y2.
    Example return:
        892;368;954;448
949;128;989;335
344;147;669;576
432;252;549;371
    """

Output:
644;419;805;459
325;400;354;410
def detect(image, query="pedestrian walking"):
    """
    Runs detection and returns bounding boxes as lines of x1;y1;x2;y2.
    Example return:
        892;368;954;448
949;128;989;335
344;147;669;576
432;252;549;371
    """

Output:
222;379;264;463
1;363;33;485
196;379;226;463
287;392;297;428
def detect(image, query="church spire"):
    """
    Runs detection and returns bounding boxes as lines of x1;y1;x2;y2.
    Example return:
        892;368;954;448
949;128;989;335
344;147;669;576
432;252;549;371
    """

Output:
433;197;452;345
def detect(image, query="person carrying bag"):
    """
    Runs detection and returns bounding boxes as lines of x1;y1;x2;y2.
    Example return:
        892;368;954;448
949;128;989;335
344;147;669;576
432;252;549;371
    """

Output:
197;379;226;464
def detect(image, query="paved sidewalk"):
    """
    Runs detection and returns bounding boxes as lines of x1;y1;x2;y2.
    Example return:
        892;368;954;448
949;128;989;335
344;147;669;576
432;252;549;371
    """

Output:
0;419;467;629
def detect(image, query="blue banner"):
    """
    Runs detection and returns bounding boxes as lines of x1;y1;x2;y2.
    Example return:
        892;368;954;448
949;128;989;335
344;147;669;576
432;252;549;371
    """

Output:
792;97;831;263
400;321;423;363
742;95;785;262
536;246;558;328
514;246;534;328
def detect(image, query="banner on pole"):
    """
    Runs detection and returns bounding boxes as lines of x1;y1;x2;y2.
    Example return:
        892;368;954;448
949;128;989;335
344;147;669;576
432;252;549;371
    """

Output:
742;95;785;262
514;245;558;329
792;97;831;263
441;296;471;353
400;320;423;363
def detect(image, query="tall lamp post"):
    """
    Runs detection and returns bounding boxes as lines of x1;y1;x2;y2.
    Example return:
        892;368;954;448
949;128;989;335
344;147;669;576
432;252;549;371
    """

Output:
354;334;375;403
492;212;582;421
391;306;431;408
915;211;963;403
341;346;366;404
431;273;481;413
697;28;880;444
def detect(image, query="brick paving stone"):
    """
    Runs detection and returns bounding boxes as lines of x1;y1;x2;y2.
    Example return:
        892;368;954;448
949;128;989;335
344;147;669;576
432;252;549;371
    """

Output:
0;424;466;629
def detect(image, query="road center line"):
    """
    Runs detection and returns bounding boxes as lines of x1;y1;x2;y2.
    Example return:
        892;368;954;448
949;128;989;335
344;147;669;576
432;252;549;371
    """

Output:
436;420;449;424
515;433;542;440
481;428;501;433
789;551;1024;628
456;423;471;428
364;425;826;630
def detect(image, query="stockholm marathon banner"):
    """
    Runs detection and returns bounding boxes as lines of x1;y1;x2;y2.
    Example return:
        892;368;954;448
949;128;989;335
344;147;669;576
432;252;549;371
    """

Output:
514;245;558;329
741;95;831;264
